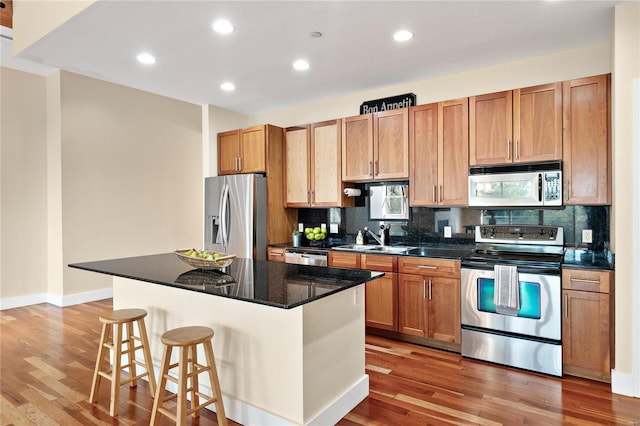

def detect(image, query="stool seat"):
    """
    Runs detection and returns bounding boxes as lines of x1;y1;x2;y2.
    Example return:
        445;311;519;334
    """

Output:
151;325;227;426
161;326;214;346
99;308;148;324
89;308;156;417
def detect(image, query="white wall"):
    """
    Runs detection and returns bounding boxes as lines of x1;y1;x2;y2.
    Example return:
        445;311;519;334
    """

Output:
60;71;203;299
612;0;640;397
0;68;48;301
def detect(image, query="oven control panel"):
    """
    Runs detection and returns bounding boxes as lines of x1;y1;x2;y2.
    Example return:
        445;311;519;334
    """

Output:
475;225;563;246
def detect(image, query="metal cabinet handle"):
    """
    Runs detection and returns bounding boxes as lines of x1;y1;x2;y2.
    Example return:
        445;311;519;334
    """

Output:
432;185;437;203
515;139;519;160
310;190;315;204
417;265;437;270
428;280;432;300
423;279;426;299
270;252;283;257
565;180;571;201
374;160;379;176
506;139;511;160
439;185;443;203
571;278;600;285
564;293;569;318
238;156;242;171
368;161;372;176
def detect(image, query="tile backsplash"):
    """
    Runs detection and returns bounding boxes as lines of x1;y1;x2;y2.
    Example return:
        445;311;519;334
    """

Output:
298;204;609;250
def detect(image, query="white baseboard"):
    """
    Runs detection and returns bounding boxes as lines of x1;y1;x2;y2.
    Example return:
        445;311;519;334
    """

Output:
611;369;640;398
0;288;112;310
0;293;48;310
307;374;369;426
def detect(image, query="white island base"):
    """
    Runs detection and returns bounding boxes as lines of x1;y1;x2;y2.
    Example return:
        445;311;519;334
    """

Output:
113;277;368;425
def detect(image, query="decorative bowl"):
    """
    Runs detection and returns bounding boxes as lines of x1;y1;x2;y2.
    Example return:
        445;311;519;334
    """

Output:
174;249;235;270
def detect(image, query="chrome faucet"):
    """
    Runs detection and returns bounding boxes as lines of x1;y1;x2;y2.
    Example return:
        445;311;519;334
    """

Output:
363;226;387;246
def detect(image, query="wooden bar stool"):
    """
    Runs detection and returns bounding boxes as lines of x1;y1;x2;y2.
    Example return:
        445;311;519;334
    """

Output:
89;308;157;416
150;326;227;426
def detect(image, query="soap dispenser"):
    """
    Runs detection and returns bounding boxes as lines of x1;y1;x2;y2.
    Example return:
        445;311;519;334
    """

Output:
356;231;364;245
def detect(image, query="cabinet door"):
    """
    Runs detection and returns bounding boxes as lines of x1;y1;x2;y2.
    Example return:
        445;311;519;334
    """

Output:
328;251;360;269
365;273;398;331
374;108;409;180
514;82;562;163
285;127;310;207
398;274;427;337
409;103;438;206
438;98;468;206
218;130;240;175
311;120;345;206
563;75;611;205
427;277;461;343
267;247;286;262
562;289;611;380
342;114;373;181
469;91;513;165
240;125;267;173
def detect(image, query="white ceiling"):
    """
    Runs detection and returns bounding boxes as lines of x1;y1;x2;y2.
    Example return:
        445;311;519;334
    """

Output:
13;0;625;115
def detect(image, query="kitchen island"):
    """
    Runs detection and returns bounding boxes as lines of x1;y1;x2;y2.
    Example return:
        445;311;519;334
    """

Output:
70;253;383;426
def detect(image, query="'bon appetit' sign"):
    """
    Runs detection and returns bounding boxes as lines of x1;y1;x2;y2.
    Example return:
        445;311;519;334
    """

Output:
360;93;416;114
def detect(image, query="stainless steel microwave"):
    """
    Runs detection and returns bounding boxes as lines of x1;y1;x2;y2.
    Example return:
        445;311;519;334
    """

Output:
468;161;562;207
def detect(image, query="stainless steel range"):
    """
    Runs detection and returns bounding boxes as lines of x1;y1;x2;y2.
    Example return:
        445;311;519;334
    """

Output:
461;225;564;376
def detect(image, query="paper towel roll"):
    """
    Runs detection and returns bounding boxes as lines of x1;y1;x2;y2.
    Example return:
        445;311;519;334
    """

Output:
343;188;362;197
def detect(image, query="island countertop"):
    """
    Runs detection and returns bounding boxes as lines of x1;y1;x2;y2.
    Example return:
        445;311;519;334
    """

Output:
69;253;383;309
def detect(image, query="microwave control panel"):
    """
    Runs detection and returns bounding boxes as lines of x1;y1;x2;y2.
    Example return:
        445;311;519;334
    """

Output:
544;172;562;202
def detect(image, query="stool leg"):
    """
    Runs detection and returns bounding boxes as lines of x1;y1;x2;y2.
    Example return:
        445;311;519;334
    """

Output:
125;321;137;388
189;344;199;419
150;344;172;426
109;323;123;417
203;340;227;426
89;322;110;404
137;318;156;396
177;346;188;426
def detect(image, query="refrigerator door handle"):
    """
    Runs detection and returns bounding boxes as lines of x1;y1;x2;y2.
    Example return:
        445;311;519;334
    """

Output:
220;183;230;251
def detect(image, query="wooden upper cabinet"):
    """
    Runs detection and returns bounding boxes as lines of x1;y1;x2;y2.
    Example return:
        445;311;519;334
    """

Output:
285;126;310;206
409;103;438;206
285;120;353;208
514;83;562;163
342;109;409;181
438;98;468;206
240;125;267;173
342;114;373;181
563;74;611;205
470;90;512;165
375;108;409;180
217;130;241;175
217;125;269;175
409;99;468;207
470;83;562;166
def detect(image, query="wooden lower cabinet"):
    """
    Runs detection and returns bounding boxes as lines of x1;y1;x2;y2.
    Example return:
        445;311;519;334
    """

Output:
562;268;614;382
267;246;285;262
397;257;461;344
328;252;397;331
398;274;460;343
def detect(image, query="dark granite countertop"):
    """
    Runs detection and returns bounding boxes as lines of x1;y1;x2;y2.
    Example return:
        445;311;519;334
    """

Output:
563;249;615;270
69;253;383;309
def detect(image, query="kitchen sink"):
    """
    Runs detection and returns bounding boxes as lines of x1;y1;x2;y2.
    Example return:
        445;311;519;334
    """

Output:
333;244;416;254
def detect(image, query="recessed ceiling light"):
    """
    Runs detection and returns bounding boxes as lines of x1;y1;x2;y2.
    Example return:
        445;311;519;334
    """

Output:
136;52;156;65
220;82;235;91
393;30;414;42
293;59;310;71
212;19;234;34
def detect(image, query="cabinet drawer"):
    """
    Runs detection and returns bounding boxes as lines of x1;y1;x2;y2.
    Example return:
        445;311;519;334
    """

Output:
329;251;360;269
398;257;460;278
267;247;285;262
361;254;397;272
562;269;612;293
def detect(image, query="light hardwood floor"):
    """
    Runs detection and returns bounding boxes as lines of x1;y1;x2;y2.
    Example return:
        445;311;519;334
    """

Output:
1;299;639;425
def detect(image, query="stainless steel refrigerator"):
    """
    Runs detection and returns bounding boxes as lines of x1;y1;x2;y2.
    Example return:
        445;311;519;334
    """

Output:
205;174;267;260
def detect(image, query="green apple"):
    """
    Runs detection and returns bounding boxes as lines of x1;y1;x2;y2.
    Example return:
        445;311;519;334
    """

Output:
313;227;321;234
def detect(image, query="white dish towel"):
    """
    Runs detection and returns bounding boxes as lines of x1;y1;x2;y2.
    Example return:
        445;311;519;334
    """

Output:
494;264;520;316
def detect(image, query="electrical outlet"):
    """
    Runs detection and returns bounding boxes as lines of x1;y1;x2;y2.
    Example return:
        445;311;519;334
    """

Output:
444;226;452;238
298;223;304;232
582;229;593;244
329;223;338;234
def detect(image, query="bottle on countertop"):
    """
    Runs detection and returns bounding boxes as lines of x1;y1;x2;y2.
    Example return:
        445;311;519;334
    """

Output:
356;231;364;245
